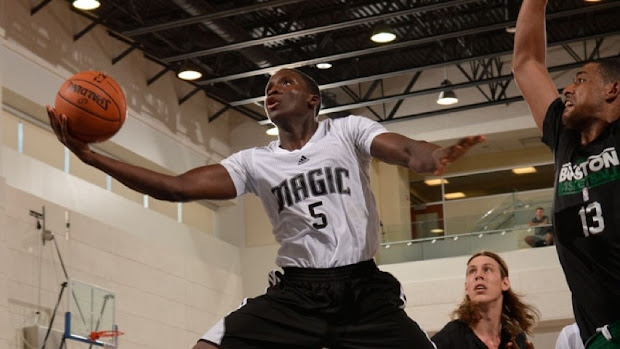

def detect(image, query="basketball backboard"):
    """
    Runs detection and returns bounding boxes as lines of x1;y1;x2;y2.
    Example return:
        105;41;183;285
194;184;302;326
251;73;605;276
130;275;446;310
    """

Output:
66;279;119;347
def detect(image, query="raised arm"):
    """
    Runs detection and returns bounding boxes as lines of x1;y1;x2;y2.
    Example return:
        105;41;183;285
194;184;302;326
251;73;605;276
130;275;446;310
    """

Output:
512;0;560;131
370;132;485;175
47;106;237;202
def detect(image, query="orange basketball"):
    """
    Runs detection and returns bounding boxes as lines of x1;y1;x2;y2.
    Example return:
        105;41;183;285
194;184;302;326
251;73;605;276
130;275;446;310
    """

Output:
55;71;127;143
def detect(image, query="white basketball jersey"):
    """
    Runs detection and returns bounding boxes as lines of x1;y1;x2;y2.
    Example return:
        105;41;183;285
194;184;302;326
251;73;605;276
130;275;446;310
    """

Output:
221;115;387;268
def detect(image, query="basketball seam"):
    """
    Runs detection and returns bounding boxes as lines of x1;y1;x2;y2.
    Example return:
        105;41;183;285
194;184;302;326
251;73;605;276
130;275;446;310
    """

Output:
58;79;123;122
72;78;124;118
56;92;121;123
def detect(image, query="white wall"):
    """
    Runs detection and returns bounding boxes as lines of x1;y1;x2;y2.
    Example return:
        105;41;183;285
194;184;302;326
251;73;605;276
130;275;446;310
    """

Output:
383;99;537;143
1;147;244;349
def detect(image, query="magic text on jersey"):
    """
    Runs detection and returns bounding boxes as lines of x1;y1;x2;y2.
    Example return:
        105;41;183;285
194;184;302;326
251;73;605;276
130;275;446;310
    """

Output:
271;166;351;212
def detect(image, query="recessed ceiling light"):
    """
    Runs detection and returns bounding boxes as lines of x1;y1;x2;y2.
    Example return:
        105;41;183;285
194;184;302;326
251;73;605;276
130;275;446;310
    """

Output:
370;23;397;43
444;192;465;199
72;0;100;10
512;166;537;174
316;62;332;69
371;31;396;43
177;69;202;81
424;178;448;186
431;228;444;234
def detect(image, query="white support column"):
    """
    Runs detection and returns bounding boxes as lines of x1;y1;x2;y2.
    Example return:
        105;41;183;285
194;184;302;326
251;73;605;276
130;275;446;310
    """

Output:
374;160;412;242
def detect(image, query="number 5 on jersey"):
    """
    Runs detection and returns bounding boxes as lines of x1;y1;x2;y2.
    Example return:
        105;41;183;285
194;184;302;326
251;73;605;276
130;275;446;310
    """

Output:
308;201;327;229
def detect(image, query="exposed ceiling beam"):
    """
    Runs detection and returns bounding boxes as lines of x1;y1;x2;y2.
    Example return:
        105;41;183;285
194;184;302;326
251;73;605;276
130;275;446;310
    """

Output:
236;54;618;123
195;2;619;86
320;57;614;115
229;33;618;107
320;74;511;115
123;0;308;37
163;0;480;62
383;95;527;123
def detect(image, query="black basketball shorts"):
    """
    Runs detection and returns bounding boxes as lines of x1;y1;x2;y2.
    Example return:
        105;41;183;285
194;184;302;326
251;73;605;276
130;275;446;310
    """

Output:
199;259;436;349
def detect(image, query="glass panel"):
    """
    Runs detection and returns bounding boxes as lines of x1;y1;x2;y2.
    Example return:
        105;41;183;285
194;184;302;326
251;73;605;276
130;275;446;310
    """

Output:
410;177;443;204
375;225;552;265
403;164;555;249
377;190;554;265
443;165;555;199
410;203;444;239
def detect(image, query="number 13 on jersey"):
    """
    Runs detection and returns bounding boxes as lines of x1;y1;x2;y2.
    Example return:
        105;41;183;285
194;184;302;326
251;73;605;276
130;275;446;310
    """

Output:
578;201;605;237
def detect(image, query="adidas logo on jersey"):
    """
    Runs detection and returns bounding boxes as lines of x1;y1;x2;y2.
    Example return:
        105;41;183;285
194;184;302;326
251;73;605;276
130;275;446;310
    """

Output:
298;155;309;165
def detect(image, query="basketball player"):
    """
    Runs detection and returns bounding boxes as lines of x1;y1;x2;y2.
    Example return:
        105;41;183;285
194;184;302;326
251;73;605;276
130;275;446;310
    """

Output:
432;251;537;349
47;68;484;348
512;0;620;347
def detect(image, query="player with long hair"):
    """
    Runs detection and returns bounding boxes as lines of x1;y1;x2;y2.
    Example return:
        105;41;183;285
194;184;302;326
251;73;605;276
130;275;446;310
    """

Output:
432;251;538;349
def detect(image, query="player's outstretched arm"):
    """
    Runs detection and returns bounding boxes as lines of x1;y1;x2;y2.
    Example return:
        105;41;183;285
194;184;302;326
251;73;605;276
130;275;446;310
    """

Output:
46;106;237;202
370;133;485;175
512;0;559;131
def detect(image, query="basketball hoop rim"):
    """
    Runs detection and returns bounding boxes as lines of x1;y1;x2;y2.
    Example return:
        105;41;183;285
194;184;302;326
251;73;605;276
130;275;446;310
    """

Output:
89;330;124;341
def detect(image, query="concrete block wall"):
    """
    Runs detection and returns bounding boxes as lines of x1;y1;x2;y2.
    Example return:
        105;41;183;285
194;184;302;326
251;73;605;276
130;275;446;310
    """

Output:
1;148;243;349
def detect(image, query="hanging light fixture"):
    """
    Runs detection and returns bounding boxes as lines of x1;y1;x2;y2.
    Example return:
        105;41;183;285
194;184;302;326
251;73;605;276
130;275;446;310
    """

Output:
437;68;458;105
177;69;202;81
504;0;517;33
437;81;458;105
315;62;333;70
176;62;203;81
370;23;396;43
72;0;100;10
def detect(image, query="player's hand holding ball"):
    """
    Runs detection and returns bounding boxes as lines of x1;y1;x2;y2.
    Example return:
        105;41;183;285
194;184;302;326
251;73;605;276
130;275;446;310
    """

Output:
47;71;127;160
